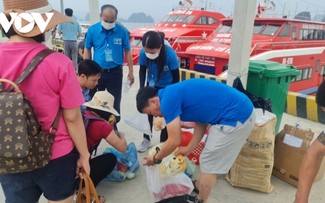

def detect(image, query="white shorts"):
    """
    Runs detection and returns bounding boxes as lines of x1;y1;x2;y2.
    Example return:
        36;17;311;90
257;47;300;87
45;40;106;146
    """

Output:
200;110;256;174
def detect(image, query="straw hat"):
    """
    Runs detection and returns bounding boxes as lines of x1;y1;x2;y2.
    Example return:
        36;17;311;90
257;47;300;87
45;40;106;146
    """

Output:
2;0;71;37
84;91;120;116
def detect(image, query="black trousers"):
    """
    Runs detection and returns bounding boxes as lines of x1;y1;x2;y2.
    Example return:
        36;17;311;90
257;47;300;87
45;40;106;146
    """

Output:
91;65;123;125
89;153;117;187
144;115;168;142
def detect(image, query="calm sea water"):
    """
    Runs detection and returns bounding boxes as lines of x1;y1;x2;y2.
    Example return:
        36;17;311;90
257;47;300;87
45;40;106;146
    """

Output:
119;22;154;31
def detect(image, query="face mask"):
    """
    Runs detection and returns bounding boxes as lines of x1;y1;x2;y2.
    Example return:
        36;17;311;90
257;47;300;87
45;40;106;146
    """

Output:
145;51;160;60
101;21;115;30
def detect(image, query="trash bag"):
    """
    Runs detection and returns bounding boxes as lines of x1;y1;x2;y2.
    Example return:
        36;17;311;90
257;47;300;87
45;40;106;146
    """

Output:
146;165;194;202
233;77;272;113
103;142;140;181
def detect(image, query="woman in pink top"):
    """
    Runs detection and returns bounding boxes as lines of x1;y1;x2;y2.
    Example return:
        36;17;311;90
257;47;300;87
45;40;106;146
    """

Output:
0;0;90;202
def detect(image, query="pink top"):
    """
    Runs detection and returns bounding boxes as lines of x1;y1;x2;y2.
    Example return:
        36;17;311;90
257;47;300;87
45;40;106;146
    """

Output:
0;42;84;159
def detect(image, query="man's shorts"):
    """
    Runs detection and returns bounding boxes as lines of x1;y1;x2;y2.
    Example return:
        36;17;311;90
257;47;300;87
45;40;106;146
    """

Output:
200;111;256;174
0;149;78;203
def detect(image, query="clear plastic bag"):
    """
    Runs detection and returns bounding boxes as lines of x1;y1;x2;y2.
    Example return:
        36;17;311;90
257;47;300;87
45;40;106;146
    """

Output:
124;113;152;135
145;165;194;202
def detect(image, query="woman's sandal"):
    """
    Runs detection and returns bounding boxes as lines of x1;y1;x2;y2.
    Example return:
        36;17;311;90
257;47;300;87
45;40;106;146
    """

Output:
98;195;106;203
192;180;199;194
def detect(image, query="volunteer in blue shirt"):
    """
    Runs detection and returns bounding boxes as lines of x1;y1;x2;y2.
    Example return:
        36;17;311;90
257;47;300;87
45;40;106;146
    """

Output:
136;78;256;203
57;8;81;71
137;31;179;153
83;4;134;126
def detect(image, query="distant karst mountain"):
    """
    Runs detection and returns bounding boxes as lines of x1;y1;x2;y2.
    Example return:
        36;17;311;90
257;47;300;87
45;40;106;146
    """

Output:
125;12;154;23
80;12;155;23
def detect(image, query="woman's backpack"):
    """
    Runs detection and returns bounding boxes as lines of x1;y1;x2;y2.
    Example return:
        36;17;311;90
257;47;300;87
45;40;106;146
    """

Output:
0;49;60;174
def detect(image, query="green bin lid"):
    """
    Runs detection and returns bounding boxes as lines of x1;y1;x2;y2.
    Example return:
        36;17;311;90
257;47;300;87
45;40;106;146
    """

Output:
249;60;299;78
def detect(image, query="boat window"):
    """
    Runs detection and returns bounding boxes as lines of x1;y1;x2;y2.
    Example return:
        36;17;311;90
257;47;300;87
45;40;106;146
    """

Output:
183;15;196;23
317;30;323;39
279;24;290;37
215;24;232;33
208;17;218;24
260;25;280;36
316;60;321;72
300;29;308;39
162;15;195;24
313;30;319;39
300;29;325;40
253;24;265;34
295;68;313;81
318;30;325;39
308;30;314;40
165;15;178;22
174;15;188;23
308;68;313;79
292;26;297;39
195;16;208;24
321;65;325;76
295;71;302;81
302;69;309;80
195;16;217;25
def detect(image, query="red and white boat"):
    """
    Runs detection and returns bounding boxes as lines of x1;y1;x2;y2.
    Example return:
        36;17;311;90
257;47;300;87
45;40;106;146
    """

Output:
129;7;225;64
181;17;325;94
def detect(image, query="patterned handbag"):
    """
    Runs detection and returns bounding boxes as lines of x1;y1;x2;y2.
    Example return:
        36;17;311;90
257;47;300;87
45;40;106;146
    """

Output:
0;49;61;174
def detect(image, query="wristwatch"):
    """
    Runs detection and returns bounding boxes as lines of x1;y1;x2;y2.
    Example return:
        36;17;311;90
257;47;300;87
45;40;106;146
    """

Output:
153;154;162;164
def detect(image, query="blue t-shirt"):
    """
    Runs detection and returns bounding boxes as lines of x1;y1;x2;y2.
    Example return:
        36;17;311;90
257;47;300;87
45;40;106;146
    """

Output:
139;46;179;88
81;88;91;113
84;22;130;69
57;18;81;41
158;78;253;126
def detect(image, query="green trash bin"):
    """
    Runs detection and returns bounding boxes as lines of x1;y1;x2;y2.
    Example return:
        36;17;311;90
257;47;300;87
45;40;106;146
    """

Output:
246;60;299;134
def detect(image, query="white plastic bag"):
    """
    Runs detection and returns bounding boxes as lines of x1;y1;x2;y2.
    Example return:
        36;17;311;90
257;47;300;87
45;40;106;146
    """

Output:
145;166;194;202
124;113;152;135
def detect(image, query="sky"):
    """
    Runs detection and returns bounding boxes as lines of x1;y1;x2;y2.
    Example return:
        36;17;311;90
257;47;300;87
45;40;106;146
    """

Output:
0;0;325;22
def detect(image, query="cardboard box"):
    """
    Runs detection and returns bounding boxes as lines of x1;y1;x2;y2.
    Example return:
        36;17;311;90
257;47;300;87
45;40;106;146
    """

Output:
272;124;325;187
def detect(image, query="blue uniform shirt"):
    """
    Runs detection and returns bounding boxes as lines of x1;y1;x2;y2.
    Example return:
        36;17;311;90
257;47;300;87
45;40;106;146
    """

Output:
57;18;81;41
158;78;253;126
85;22;130;69
81;88;91;113
139;46;179;88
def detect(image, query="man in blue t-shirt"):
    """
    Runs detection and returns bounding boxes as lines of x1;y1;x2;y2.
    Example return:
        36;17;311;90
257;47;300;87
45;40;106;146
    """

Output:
83;4;134;127
136;78;256;203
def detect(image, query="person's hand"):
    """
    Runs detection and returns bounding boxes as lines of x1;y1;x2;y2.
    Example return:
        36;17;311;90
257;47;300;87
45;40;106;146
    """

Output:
128;72;135;85
144;155;154;166
174;146;190;156
76;154;90;177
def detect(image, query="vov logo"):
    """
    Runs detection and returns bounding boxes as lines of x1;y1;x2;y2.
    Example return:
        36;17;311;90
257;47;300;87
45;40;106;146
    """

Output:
0;12;54;34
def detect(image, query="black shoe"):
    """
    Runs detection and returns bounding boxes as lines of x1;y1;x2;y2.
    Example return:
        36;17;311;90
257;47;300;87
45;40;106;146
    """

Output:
186;194;203;203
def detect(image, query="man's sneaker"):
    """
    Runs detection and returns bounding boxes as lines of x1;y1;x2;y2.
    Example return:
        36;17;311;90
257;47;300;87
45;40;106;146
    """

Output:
137;139;151;153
